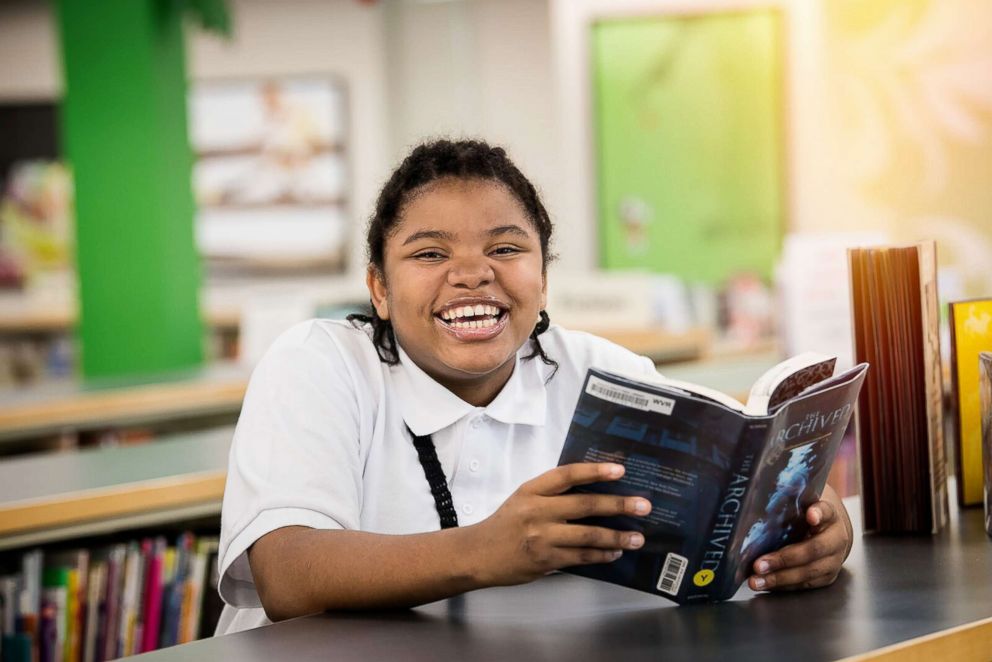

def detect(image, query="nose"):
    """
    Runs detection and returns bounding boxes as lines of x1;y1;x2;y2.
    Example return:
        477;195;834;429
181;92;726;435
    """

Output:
446;255;494;289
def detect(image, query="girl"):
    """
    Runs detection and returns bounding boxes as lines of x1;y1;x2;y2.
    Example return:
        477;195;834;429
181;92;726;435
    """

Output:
215;140;853;633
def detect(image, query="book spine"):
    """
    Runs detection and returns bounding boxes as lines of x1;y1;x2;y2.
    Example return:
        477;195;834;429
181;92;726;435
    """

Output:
139;539;165;654
691;420;768;602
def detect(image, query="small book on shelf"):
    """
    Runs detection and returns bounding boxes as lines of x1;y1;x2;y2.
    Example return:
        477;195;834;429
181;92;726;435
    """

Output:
848;241;948;534
980;352;992;536
556;352;867;604
949;299;992;507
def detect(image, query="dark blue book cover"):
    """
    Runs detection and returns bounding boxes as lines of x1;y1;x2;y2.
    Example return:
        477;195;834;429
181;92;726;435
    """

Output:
557;361;867;604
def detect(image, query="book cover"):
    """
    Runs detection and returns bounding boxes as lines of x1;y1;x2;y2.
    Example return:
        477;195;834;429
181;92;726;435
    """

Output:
556;360;867;603
949;299;992;507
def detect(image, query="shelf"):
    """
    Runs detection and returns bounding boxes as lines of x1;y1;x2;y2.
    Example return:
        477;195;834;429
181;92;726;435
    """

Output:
0;363;249;443
0;427;232;550
592;327;710;363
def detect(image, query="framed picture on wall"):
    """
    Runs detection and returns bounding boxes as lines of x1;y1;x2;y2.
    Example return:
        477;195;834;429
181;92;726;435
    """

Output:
188;75;350;273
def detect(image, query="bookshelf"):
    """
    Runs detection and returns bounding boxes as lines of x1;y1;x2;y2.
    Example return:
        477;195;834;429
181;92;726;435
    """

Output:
0;427;231;551
0;363;248;446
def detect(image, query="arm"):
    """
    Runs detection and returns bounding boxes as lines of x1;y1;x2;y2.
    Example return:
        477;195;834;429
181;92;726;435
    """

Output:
747;483;853;592
249;462;651;620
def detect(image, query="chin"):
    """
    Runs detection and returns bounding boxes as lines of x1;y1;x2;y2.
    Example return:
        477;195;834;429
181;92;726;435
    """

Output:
443;349;515;378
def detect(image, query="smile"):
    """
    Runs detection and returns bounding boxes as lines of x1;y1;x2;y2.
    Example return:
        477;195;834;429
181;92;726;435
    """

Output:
434;300;509;340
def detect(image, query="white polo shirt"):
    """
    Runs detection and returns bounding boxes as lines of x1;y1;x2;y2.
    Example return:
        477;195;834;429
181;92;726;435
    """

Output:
216;319;658;634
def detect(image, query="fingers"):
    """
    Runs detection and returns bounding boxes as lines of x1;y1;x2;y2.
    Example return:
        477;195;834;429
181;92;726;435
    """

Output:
546;493;651;521
525;463;625;496
554;547;625;567
806;499;836;533
748;558;840;592
548;524;645;551
749;514;848;592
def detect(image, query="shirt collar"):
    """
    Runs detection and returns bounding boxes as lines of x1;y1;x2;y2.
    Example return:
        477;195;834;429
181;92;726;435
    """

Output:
391;341;548;436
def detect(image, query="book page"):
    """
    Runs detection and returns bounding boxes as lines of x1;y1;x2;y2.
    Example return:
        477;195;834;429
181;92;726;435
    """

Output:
744;352;836;416
605;368;747;413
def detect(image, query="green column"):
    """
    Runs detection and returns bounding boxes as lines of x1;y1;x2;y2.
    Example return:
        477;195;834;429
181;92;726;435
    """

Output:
56;0;204;378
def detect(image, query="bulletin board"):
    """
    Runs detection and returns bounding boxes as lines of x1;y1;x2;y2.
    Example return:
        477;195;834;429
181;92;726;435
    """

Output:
592;9;785;284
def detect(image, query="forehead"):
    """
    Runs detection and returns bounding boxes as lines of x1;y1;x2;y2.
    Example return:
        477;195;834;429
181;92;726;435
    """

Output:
389;178;534;241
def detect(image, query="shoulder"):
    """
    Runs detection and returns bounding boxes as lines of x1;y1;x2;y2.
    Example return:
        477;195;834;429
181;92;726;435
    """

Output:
250;318;383;389
534;325;657;381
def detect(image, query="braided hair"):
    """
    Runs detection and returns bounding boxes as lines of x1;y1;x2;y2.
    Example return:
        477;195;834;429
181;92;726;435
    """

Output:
348;138;558;377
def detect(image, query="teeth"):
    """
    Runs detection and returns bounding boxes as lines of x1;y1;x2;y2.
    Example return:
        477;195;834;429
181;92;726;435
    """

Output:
438;303;505;325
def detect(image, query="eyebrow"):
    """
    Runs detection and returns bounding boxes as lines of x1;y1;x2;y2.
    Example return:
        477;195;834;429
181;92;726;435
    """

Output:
401;229;456;246
487;224;531;239
401;224;531;246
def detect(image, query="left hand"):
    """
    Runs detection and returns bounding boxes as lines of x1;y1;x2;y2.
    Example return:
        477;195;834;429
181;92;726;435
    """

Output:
747;496;853;592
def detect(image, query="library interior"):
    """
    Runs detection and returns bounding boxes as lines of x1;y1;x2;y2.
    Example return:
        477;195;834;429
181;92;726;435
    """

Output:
0;0;990;660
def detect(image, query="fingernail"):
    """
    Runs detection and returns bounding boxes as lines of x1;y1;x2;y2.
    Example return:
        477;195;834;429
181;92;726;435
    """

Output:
608;464;624;478
756;560;770;574
634;499;651;514
753;577;766;589
627;533;644;549
610;550;623;560
810;508;822;526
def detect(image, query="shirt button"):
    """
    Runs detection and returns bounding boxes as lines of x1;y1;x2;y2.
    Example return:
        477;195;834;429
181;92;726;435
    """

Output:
462;503;474;515
469;459;480;472
471;417;484;429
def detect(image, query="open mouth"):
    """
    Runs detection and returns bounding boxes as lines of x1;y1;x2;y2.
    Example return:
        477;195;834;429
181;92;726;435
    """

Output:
434;303;508;330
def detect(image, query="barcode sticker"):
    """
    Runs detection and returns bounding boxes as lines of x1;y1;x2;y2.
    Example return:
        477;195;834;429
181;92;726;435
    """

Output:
656;553;688;595
586;376;675;415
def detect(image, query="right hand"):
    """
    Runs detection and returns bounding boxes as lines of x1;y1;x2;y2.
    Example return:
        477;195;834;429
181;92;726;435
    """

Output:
467;462;652;586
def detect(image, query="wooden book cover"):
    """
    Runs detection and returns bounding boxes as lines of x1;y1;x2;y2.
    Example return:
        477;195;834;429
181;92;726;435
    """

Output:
848;240;948;534
949;300;992;506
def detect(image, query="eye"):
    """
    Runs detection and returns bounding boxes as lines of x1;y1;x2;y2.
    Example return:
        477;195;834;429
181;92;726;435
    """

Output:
413;250;446;260
491;245;521;256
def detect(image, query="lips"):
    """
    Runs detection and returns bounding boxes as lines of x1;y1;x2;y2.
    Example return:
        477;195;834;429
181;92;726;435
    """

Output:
433;297;510;341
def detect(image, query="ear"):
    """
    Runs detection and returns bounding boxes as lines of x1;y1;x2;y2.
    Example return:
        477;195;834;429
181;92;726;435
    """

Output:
366;266;390;320
540;272;548;311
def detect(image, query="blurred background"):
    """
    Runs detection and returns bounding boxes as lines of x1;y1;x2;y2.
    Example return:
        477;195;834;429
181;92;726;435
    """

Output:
0;1;989;654
0;0;990;473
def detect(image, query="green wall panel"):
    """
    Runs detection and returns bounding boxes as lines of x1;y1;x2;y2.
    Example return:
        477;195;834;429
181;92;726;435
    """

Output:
57;0;204;378
592;10;785;284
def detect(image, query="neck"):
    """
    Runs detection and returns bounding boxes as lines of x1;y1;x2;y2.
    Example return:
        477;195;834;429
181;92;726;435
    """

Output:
438;360;515;407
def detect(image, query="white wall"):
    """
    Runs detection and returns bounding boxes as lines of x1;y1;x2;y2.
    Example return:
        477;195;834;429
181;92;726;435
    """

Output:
382;0;562;262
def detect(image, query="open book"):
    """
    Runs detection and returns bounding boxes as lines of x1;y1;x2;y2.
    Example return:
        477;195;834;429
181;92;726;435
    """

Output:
556;354;868;604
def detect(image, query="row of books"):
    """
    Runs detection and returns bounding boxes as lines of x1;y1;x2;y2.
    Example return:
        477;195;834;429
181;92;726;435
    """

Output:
0;533;221;662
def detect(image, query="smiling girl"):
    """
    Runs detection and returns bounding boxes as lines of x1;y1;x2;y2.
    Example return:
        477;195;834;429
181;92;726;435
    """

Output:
215;140;853;633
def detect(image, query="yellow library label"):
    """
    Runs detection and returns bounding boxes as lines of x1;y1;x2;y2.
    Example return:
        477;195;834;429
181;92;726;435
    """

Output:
693;569;715;587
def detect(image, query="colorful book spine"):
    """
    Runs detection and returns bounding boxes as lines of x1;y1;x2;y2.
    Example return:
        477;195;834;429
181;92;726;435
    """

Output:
139;538;165;654
2;533;215;660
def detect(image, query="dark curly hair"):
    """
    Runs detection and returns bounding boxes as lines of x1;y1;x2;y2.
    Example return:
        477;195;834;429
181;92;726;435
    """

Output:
347;138;558;376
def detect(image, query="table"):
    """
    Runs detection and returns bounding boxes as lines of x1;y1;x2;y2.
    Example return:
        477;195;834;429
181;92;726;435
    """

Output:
132;500;992;661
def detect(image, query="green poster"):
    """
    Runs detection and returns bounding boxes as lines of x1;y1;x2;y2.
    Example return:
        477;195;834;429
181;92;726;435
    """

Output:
592;10;785;284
